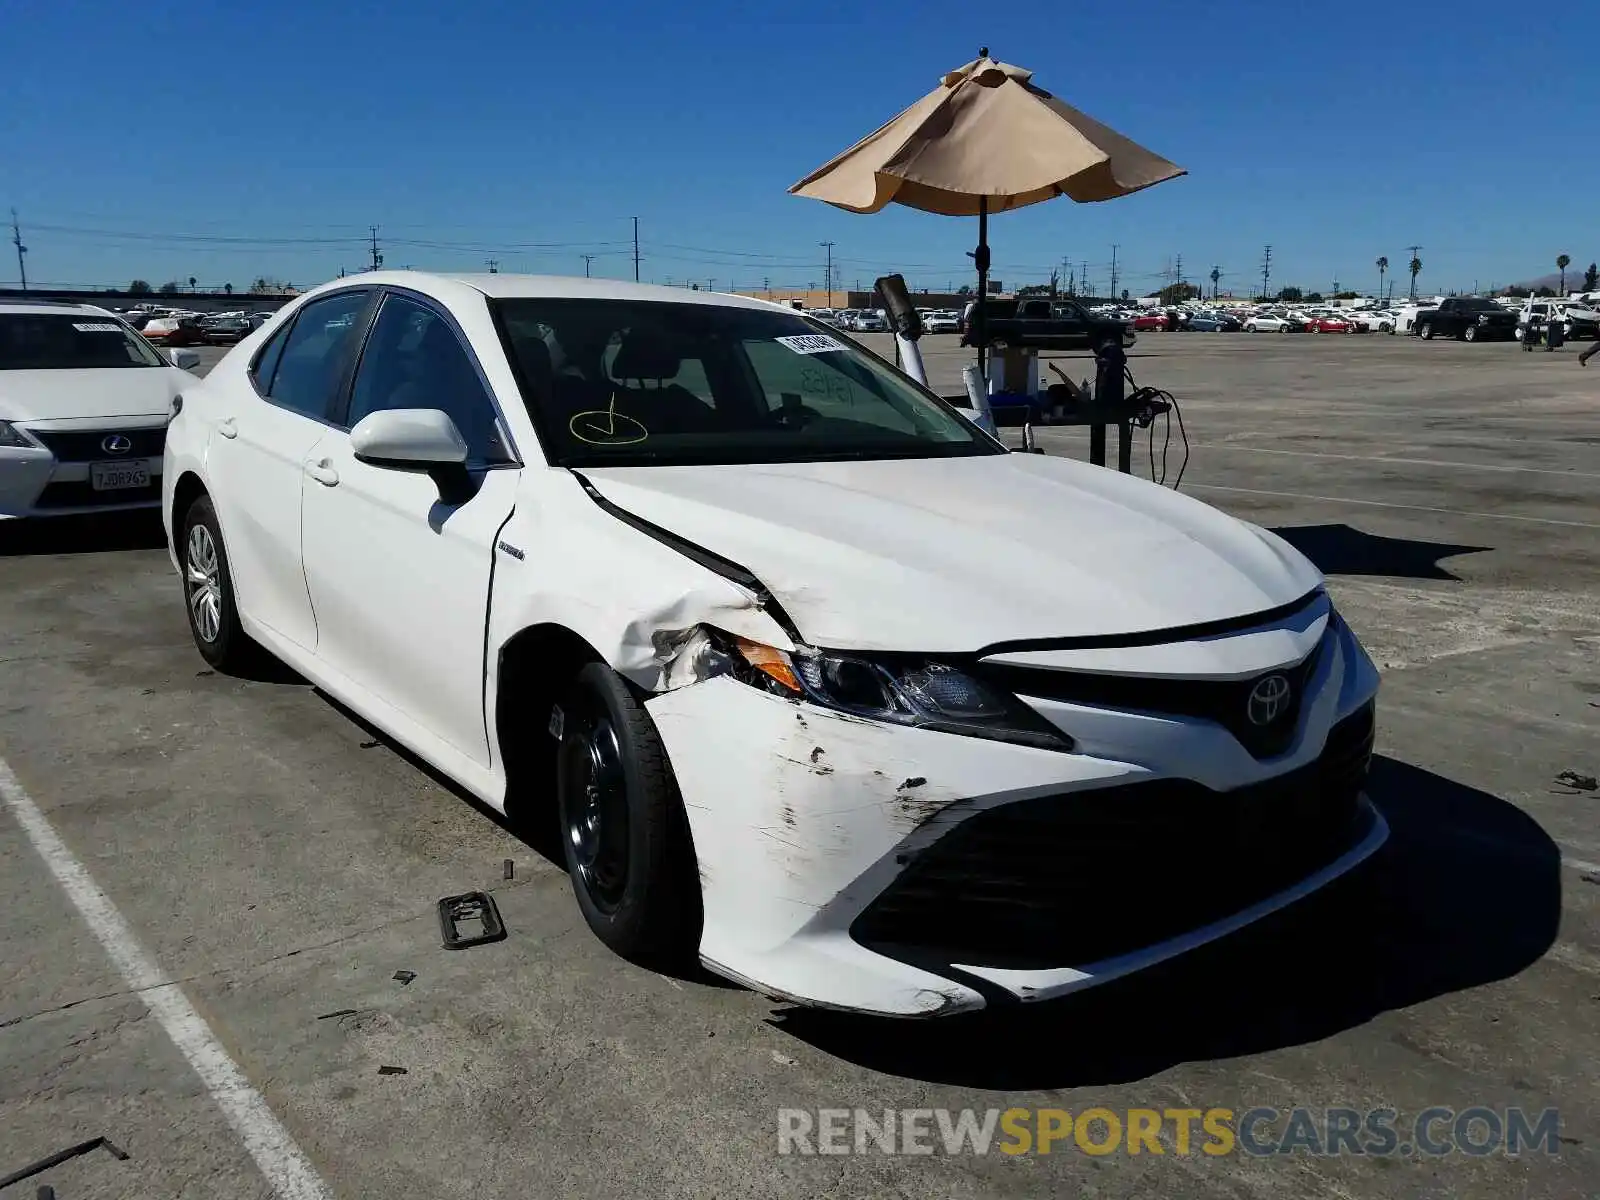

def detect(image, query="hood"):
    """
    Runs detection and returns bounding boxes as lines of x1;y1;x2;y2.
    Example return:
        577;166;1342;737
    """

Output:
581;454;1322;653
0;368;186;423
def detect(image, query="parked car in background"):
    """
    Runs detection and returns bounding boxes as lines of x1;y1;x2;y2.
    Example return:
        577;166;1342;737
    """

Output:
201;317;253;345
1186;311;1242;332
851;310;887;332
1307;315;1355;334
1517;300;1600;341
141;316;209;346
1391;302;1438;335
0;300;200;518
1347;310;1395;333
160;269;1384;1019
1131;311;1170;331
923;310;960;334
1243;313;1302;332
1414;297;1517;342
962;296;1134;351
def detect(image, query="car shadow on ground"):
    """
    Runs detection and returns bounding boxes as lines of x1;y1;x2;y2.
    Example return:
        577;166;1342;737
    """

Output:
0;512;168;556
1269;523;1490;581
767;756;1560;1088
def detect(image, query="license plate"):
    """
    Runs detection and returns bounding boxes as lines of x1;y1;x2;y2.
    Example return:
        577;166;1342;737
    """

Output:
90;460;151;490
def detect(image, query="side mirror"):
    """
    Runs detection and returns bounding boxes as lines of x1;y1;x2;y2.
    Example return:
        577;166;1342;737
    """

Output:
351;408;469;468
351;408;475;504
166;348;202;370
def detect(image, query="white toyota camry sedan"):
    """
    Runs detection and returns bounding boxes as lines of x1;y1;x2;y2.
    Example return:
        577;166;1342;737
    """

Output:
1;300;200;518
162;271;1385;1017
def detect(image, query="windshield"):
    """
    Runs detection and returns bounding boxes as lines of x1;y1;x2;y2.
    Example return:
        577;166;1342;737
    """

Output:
0;313;164;369
1457;299;1497;311
492;298;1003;467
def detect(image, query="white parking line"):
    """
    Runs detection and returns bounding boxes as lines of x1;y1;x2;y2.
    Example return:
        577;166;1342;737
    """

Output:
0;757;332;1200
1185;483;1600;529
1195;444;1600;481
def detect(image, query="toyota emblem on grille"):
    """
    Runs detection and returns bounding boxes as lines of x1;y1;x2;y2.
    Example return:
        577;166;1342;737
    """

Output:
101;434;133;455
1247;674;1293;726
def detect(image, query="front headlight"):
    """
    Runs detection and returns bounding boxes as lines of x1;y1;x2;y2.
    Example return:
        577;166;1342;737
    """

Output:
673;628;1074;753
0;421;41;449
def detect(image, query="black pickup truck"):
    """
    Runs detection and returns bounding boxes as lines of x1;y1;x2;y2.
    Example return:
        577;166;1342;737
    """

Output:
960;296;1133;351
1414;297;1518;342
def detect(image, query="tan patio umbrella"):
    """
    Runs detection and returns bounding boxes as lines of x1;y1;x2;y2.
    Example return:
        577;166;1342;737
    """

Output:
790;49;1185;377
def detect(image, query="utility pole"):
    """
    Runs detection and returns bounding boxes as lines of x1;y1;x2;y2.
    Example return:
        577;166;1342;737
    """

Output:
1061;257;1072;296
1260;244;1273;300
1108;243;1119;299
10;209;27;291
820;241;835;307
368;226;383;272
1080;261;1088;296
581;254;594;278
632;217;641;282
763;275;770;296
486;259;499;274
1174;253;1183;292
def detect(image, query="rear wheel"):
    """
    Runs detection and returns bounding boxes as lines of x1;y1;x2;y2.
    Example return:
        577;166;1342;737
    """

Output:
556;663;699;962
179;494;258;673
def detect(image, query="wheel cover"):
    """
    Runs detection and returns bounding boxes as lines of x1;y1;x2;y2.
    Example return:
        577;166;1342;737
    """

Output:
566;716;631;913
185;523;223;644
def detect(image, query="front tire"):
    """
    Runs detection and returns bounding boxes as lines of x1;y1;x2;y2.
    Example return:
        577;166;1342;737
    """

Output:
1463;324;1479;343
1418;323;1434;340
556;663;699;963
179;494;258;673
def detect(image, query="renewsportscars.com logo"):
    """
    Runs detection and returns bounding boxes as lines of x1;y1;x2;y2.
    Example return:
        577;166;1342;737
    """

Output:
777;1107;1563;1158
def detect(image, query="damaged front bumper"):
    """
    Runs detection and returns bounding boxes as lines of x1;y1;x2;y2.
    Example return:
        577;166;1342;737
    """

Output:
644;610;1386;1018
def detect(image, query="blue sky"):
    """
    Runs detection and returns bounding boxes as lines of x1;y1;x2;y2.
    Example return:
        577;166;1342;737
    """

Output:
2;0;1592;297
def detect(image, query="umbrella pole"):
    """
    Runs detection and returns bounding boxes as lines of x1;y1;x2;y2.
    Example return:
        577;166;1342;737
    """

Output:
974;197;990;384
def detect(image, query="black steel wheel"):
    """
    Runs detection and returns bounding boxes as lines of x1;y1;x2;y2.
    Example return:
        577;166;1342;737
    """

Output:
556;663;700;962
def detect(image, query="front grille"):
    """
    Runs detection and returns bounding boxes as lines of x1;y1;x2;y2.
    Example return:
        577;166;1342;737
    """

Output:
27;426;167;462
974;641;1323;758
35;477;163;510
851;703;1376;971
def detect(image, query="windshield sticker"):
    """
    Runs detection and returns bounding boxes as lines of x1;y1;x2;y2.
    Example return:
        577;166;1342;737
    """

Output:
71;323;123;333
775;334;844;356
569;394;649;446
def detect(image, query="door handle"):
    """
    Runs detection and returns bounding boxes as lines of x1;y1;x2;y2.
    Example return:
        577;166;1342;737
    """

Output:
305;459;340;487
216;417;238;439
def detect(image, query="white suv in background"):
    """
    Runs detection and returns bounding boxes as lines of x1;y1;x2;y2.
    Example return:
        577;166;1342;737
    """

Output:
0;300;200;518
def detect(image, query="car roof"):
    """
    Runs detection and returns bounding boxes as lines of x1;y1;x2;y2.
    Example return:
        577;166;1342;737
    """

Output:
0;300;119;318
292;270;791;314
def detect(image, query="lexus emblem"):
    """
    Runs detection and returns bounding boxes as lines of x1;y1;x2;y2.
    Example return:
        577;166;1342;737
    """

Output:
1247;674;1293;726
101;434;133;455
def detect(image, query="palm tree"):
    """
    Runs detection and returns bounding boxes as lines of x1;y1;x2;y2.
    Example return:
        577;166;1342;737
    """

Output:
1556;254;1571;294
1408;255;1422;299
1210;266;1221;299
1376;256;1388;302
223;282;233;296
187;276;196;292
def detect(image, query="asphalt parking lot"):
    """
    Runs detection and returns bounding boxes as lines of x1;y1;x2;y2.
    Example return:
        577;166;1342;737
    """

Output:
1;331;1596;1198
